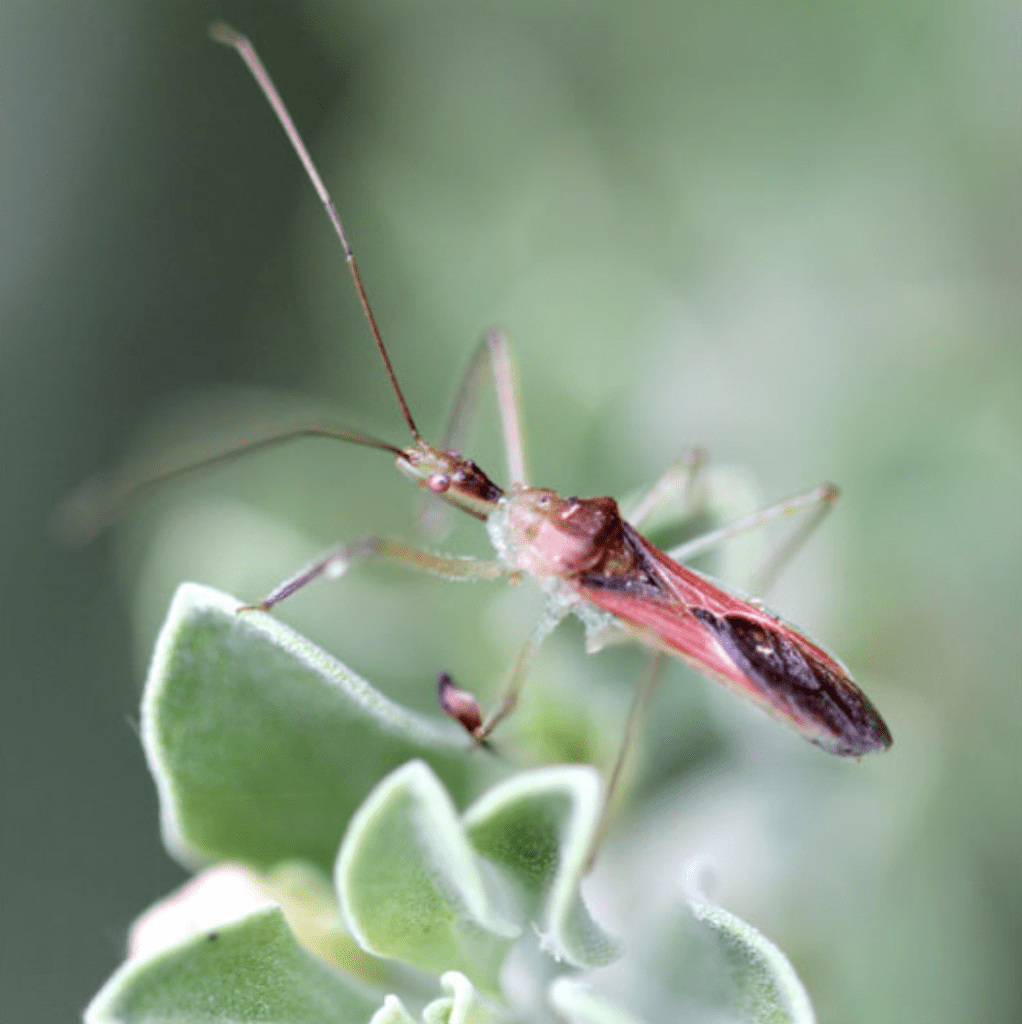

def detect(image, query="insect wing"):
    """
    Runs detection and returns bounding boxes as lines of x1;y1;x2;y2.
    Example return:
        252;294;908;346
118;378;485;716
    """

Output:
575;528;891;757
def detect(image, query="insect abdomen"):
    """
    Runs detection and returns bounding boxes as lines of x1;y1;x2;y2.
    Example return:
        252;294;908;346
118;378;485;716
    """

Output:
690;608;892;756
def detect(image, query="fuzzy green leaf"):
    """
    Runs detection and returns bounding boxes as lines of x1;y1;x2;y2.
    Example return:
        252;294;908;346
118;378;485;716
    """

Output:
143;583;480;873
336;760;520;989
548;977;647;1024
85;907;381;1024
681;879;815;1024
370;995;418;1024
464;766;621;968
648;870;816;1024
422;971;510;1024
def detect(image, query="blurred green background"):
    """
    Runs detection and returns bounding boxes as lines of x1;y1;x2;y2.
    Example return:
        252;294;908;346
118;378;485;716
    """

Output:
2;2;1018;1021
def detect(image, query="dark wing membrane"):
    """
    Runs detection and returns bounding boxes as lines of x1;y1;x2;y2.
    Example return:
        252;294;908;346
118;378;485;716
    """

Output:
690;608;892;756
575;524;891;756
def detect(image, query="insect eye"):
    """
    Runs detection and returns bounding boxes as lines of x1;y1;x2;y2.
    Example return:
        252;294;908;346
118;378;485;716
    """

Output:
427;474;451;494
536;494;551;508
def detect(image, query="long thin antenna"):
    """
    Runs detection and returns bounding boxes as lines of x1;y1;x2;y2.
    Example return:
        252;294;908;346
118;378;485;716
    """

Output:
209;22;423;442
52;422;403;547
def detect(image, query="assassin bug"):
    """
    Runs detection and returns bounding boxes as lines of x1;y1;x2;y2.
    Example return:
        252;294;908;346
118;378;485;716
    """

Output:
66;25;891;766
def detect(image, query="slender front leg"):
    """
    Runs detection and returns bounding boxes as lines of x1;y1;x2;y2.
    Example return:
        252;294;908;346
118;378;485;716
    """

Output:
438;335;491;459
419;330;530;539
241;537;507;612
623;446;708;530
420;338;491;538
485;331;529;489
440;330;529;489
587;650;666;868
667;482;839;597
473;602;569;742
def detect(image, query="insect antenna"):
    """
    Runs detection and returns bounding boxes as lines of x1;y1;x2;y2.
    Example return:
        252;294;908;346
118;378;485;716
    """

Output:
52;421;404;547
210;22;423;444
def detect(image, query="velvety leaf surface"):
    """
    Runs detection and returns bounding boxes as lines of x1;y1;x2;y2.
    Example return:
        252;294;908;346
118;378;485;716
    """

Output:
126;860;428;995
464;766;621;968
681;880;815;1024
370;996;418;1024
643;871;816;1024
548;977;647;1024
336;760;520;990
421;971;510;1024
85;907;382;1024
143;583;481;873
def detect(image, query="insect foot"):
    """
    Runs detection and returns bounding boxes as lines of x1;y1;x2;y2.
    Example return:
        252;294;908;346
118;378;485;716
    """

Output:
437;672;483;735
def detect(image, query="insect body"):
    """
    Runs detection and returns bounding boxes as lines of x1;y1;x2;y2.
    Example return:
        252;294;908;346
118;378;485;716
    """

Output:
491;489;890;756
70;25;891;763
244;370;890;757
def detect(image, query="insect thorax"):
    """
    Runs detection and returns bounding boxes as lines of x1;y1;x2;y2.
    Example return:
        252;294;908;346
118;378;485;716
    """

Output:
486;493;622;650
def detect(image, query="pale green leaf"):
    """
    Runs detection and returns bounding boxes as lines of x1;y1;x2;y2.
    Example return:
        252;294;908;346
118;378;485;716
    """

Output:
85;907;381;1024
336;760;519;990
680;874;815;1024
143;583;480;873
645;868;816;1023
421;971;511;1024
548;977;647;1024
370;995;418;1024
464;766;621;968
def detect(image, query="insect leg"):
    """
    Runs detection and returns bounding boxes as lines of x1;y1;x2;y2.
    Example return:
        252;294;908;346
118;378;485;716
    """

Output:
745;483;841;596
437;334;493;460
241;538;507;612
419;330;530;539
473;603;569;742
623;446;708;529
666;482;840;597
485;330;529;490
587;650;666;869
441;329;529;487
